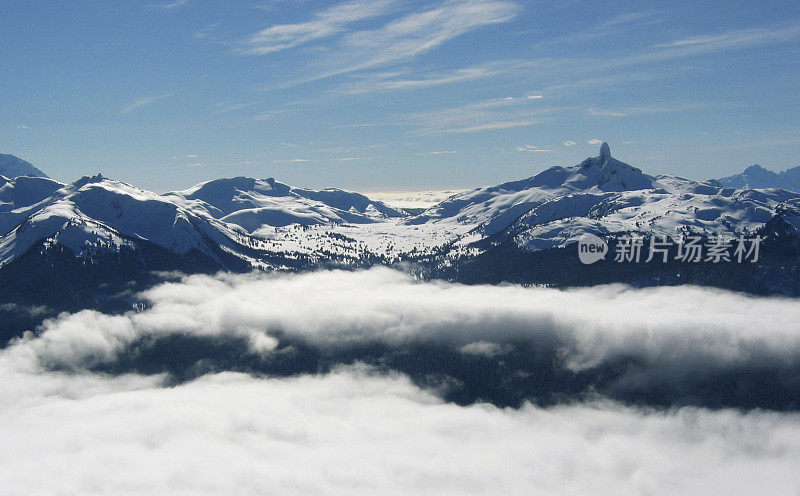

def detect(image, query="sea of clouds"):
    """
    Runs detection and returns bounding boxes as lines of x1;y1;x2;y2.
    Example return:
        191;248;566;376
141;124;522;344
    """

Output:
2;268;800;493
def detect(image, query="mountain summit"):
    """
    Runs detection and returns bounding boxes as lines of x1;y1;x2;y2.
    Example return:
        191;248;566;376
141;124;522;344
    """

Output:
718;163;800;192
599;141;611;160
406;142;656;230
574;142;654;192
0;154;48;179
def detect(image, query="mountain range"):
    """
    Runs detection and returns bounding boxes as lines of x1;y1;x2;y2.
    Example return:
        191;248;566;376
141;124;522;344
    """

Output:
1;145;800;312
718;163;800;191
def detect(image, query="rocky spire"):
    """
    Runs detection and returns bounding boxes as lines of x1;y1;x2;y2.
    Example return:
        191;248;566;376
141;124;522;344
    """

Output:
599;142;611;161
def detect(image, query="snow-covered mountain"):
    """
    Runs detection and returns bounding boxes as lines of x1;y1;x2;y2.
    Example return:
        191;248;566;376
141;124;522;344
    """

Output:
0;174;255;268
0;173;410;270
165;177;404;234
718;164;800;192
2;144;800;279
0;154;49;179
495;178;796;251
405;143;800;252
408;142;656;236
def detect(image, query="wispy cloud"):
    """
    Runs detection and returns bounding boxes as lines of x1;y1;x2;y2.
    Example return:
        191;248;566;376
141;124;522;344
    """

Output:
654;23;800;50
587;139;604;145
695;137;800;152
211;102;260;115
245;0;519;83
251;110;291;121
516;145;550;152
120;93;173;115
587;108;629;118
474;22;800;105
602;11;658;28
243;0;399;55
534;11;662;49
416;150;457;156
272;158;311;163
529;22;800;91
162;0;189;8
404;95;559;135
335;62;506;95
587;103;712;118
563;140;577;147
147;0;191;10
332;59;548;96
331;0;518;74
442;120;536;134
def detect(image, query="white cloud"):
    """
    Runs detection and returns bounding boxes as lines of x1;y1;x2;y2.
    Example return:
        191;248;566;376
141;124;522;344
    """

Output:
516;145;549;152
1;270;800;492
400;93;563;135
249;0;519;84
654;23;800;50
244;0;399;55
588;139;603;145
163;0;189;8
251;110;289;121
147;0;190;10
211;102;260;115
588;108;629;118
15;268;800;376
439;120;536;134
0;363;798;495
533;11;661;49
458;341;510;357
120;93;173;115
335;62;505;94
563;140;577;146
416;150;458;156
588;104;709;118
330;0;518;74
272;158;310;163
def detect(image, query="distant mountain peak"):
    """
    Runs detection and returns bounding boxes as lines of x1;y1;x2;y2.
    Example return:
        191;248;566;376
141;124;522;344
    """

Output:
0;153;49;179
599;142;611;161
718;164;800;192
574;142;653;192
581;142;615;169
72;173;107;189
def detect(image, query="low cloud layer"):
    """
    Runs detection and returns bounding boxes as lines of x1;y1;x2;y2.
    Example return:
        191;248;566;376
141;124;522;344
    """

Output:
6;268;800;409
0;366;799;495
2;269;800;492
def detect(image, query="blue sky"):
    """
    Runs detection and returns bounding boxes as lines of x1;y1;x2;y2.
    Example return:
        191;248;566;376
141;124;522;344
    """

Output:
1;0;799;191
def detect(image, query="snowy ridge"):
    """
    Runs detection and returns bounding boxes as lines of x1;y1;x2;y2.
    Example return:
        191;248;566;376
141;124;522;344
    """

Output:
718;164;800;192
414;144;800;252
0;174;252;266
0;154;49;179
406;142;656;236
2;143;800;269
165;177;404;232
